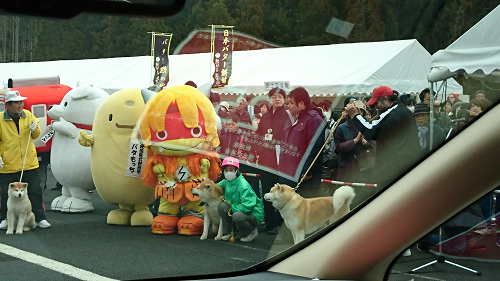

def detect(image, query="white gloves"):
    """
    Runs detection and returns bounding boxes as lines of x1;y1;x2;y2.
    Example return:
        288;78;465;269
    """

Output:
0;156;3;169
29;120;38;132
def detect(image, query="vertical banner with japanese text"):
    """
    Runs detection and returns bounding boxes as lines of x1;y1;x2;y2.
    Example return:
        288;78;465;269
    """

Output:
211;26;233;89
152;33;172;89
125;139;147;178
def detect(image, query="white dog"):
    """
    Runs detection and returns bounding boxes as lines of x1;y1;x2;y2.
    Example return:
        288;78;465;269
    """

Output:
6;182;36;235
264;184;355;244
191;179;225;240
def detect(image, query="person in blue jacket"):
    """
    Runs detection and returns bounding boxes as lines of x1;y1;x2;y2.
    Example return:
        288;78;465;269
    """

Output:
218;157;264;242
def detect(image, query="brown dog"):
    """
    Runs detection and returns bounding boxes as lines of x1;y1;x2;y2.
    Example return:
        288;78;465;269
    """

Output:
191;179;225;240
6;182;36;234
264;184;355;244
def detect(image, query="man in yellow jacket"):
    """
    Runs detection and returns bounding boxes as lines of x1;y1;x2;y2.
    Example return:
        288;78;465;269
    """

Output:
0;90;51;229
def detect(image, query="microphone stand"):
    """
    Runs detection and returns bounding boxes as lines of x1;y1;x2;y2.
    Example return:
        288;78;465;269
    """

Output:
407;227;481;275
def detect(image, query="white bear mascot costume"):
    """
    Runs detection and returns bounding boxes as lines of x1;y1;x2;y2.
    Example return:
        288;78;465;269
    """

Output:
48;85;108;212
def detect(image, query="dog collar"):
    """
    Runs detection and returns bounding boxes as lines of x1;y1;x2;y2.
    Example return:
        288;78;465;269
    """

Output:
275;201;288;210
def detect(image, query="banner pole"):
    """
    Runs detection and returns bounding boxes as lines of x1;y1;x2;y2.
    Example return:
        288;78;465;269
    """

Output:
148;31;155;86
209;24;214;87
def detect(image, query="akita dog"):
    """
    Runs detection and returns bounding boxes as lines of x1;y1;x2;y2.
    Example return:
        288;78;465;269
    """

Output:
264;184;355;244
6;182;36;235
191;179;225;240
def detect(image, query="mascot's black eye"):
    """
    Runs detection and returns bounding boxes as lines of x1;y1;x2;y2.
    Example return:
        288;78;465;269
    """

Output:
156;130;168;141
64;102;68;107
191;126;202;138
109;114;113;121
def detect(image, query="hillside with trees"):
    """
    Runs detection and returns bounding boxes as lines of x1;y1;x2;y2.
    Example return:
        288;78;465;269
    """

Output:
0;0;499;63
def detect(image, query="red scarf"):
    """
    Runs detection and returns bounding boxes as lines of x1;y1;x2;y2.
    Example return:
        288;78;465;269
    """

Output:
73;123;93;131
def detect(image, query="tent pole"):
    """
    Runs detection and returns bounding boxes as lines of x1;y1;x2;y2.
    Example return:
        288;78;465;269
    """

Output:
429;82;434;151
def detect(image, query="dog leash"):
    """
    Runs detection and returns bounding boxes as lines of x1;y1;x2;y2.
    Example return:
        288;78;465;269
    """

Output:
19;127;32;182
294;103;360;191
223;199;236;243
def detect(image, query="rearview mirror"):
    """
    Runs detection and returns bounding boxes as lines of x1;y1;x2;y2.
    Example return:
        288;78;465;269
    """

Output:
0;0;186;19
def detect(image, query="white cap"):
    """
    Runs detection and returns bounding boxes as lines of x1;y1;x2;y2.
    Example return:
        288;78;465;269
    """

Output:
5;91;27;103
220;101;230;110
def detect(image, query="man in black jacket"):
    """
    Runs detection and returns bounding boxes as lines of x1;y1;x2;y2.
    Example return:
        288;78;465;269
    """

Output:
255;87;291;234
218;115;242;157
232;97;252;125
346;86;420;188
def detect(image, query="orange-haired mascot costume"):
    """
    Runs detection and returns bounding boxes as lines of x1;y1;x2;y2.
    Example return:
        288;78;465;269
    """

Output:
139;85;221;235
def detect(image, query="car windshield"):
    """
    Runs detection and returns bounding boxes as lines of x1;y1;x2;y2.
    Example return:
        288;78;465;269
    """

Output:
0;1;499;280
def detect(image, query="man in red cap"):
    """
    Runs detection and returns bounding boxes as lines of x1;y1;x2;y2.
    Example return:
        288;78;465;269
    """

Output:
346;86;420;188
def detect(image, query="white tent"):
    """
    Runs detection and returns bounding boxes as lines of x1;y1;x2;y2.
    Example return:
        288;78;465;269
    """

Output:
1;39;462;95
169;39;462;96
428;5;500;83
0;56;153;94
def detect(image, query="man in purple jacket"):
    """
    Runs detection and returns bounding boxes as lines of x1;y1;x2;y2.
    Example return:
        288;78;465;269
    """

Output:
279;87;325;198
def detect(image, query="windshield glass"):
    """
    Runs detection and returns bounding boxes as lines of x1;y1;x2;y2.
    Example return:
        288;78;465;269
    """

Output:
0;1;499;280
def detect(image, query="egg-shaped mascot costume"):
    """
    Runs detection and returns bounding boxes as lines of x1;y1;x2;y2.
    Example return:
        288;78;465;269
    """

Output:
138;85;221;235
79;88;156;226
48;85;108;212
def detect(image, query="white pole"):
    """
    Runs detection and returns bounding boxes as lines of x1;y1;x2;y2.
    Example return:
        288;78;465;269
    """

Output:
209;24;215;86
429;82;434;151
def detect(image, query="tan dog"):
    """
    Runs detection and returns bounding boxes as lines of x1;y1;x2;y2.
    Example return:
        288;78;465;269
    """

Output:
191;179;225;240
6;182;36;235
264;184;355;244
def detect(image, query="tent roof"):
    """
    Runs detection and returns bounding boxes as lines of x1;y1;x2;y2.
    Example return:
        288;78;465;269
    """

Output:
169;39;462;96
429;5;500;82
1;39;462;96
0;56;152;93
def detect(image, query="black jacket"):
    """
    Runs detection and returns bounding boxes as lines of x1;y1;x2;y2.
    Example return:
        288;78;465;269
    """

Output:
232;109;252;125
352;102;420;185
255;106;290;169
218;131;242;157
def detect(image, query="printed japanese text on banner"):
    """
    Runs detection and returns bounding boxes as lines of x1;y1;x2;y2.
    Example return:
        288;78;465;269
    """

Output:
212;27;233;89
126;139;147;178
153;33;172;89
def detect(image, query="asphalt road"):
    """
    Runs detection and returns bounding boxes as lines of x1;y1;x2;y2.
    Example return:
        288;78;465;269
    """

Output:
0;167;498;281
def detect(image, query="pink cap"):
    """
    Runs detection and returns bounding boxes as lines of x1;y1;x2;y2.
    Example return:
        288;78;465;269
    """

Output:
221;157;240;169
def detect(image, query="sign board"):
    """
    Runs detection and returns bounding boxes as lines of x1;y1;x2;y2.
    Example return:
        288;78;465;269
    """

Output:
264;81;290;91
40;130;55;143
125;139;147;178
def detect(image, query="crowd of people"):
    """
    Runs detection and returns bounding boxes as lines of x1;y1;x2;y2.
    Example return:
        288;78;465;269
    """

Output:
214;87;327;237
0;83;496;246
212;84;497;245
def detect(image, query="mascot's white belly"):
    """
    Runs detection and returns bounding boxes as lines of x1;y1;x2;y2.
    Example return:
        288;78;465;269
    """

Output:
51;129;94;191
